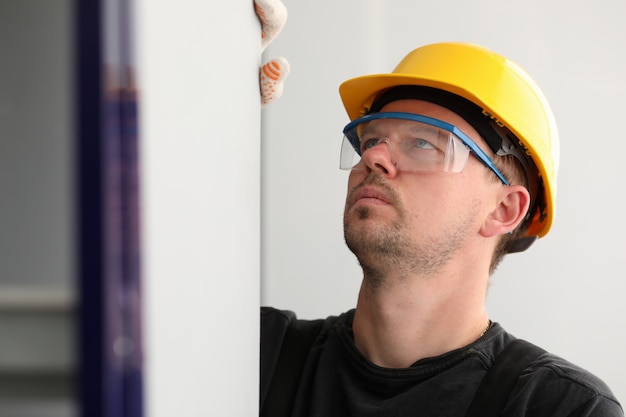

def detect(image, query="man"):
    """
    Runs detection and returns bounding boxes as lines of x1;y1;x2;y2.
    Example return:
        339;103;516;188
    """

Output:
260;42;623;417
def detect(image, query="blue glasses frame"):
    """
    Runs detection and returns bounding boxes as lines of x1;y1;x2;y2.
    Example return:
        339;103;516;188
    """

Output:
343;112;509;185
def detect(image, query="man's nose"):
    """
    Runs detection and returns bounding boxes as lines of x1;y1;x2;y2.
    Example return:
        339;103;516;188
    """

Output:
360;139;399;177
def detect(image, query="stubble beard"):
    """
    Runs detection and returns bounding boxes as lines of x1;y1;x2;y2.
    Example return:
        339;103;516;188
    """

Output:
343;177;470;289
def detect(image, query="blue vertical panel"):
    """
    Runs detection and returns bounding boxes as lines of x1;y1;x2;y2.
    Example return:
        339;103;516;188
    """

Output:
76;0;142;416
103;0;143;415
76;1;105;415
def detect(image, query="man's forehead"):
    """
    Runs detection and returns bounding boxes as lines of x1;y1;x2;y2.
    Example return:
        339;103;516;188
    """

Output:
360;115;436;131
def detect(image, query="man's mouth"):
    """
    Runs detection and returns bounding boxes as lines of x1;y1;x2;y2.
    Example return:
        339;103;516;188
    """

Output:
352;186;392;207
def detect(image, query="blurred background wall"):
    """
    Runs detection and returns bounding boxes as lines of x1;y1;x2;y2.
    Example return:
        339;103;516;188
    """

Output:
1;0;625;415
0;1;75;415
1;0;260;416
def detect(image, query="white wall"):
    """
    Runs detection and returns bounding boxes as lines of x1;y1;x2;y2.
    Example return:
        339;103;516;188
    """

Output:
261;0;626;404
138;1;261;415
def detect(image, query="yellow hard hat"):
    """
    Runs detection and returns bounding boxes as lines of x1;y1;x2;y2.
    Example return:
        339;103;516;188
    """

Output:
339;42;559;241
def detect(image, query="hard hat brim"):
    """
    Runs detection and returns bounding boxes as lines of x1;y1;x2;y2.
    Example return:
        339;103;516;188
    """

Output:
339;73;473;121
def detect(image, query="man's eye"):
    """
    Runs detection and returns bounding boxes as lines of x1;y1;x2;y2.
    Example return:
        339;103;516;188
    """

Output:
415;138;436;149
361;138;381;152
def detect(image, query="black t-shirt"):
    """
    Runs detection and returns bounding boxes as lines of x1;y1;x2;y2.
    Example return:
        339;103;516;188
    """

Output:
260;307;623;417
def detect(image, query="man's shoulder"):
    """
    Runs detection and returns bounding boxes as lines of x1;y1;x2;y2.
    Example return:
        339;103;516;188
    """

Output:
510;343;623;416
260;307;350;336
260;307;351;356
526;350;619;398
260;307;351;408
474;326;622;416
261;306;296;327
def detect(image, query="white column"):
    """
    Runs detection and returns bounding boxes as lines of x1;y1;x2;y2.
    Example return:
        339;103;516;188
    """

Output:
137;1;261;415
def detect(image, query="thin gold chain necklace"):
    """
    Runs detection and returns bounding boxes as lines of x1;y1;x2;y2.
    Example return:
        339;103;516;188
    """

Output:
480;320;492;338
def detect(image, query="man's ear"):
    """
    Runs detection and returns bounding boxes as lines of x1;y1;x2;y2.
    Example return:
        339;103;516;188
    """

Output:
480;185;531;238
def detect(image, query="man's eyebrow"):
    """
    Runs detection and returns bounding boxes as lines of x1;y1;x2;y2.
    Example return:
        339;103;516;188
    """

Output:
406;122;438;134
359;121;383;136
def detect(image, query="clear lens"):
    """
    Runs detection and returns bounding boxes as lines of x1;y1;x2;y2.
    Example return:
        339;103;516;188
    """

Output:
340;115;470;173
340;112;509;185
340;134;360;170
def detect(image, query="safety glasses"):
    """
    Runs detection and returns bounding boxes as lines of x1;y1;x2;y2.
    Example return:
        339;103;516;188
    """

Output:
340;112;509;185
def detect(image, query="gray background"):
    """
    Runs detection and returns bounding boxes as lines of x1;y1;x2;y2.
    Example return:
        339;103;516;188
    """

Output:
0;0;75;415
261;0;626;404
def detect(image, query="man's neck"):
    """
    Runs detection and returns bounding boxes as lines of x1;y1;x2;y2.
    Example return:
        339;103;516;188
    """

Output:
352;268;490;368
